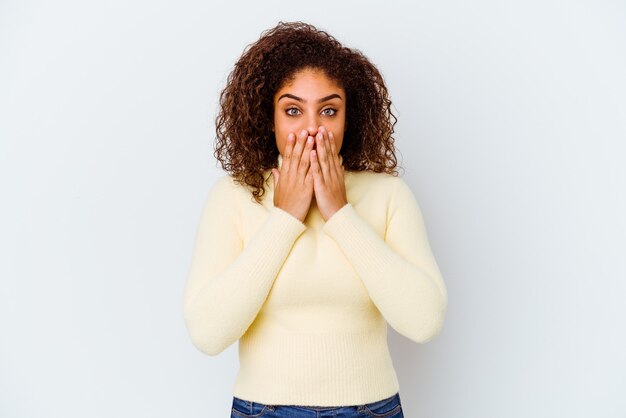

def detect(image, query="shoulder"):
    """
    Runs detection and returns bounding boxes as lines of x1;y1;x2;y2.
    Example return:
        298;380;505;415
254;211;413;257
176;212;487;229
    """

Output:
347;170;408;194
209;174;235;190
205;175;233;199
208;174;253;196
348;171;420;214
203;174;247;207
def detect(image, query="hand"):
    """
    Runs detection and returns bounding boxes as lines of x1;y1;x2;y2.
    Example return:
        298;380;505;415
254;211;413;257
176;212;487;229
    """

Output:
309;126;348;221
272;129;315;222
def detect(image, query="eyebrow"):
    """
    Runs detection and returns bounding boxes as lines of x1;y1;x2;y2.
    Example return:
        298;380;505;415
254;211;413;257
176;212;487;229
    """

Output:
277;93;343;103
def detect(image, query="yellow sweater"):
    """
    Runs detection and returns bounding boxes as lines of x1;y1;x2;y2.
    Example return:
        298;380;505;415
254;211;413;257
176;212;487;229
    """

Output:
182;154;447;407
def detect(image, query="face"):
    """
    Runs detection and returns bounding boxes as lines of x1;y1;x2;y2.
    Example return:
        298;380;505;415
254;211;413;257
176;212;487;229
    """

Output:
273;68;346;157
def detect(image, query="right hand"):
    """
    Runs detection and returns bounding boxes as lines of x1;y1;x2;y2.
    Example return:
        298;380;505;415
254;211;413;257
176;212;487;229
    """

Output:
272;129;315;222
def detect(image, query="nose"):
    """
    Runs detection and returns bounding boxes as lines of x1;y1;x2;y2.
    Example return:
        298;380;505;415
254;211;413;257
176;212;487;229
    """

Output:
305;115;321;137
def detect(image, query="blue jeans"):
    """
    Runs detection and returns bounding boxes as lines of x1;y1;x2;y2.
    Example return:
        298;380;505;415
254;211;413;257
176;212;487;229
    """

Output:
230;392;404;417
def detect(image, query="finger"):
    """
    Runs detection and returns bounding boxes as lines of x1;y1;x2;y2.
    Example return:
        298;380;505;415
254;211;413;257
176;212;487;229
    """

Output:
299;134;314;180
327;130;338;161
310;149;322;187
272;168;279;188
290;129;308;175
315;130;331;182
289;129;308;178
282;132;296;172
328;129;343;178
304;161;314;187
320;126;338;180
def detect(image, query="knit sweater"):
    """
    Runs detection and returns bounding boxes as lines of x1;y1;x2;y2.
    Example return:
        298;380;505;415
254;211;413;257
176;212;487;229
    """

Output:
182;154;448;407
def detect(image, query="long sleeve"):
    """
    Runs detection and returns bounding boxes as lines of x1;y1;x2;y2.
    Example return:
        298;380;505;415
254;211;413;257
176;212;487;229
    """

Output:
182;176;307;356
322;176;447;343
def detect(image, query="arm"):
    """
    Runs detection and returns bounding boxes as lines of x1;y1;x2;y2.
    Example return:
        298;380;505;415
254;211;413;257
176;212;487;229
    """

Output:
182;176;307;355
322;176;447;343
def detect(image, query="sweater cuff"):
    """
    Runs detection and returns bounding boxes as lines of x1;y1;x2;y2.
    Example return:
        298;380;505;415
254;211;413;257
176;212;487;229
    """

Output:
268;205;307;239
323;203;354;230
322;203;398;270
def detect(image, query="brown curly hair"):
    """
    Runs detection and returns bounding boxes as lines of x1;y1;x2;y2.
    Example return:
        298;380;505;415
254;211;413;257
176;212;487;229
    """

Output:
214;21;401;203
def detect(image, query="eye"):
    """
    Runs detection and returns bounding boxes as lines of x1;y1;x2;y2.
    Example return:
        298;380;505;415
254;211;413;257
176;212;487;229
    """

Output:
286;107;301;116
321;108;337;116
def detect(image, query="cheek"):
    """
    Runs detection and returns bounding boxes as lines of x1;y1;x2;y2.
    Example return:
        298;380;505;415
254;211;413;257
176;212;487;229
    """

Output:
274;117;298;137
333;135;344;150
274;122;294;154
328;114;346;135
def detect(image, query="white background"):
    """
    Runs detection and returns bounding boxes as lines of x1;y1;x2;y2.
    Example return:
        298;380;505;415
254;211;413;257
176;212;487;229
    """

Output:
1;1;625;417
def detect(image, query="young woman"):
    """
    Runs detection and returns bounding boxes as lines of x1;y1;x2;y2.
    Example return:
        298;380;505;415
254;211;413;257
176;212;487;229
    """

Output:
182;21;448;418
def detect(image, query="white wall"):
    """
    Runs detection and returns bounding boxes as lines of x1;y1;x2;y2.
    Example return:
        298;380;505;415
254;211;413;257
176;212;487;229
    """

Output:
1;1;624;417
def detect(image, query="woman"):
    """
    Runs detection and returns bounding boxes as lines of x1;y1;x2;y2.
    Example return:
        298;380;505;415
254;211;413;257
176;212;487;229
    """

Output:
182;21;448;418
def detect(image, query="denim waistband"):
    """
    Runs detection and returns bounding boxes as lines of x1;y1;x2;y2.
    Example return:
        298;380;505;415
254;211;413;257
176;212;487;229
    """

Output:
233;391;400;411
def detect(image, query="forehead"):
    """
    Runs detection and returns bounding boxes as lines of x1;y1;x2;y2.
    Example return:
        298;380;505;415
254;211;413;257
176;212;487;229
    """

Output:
275;68;344;95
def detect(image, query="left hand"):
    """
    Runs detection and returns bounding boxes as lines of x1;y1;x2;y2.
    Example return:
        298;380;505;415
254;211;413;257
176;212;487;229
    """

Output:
309;126;348;221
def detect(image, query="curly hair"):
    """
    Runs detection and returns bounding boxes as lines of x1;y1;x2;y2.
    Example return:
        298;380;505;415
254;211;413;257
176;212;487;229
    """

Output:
214;21;400;203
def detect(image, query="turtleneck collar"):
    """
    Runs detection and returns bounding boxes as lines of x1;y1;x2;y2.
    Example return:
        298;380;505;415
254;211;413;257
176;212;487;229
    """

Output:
277;153;343;169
